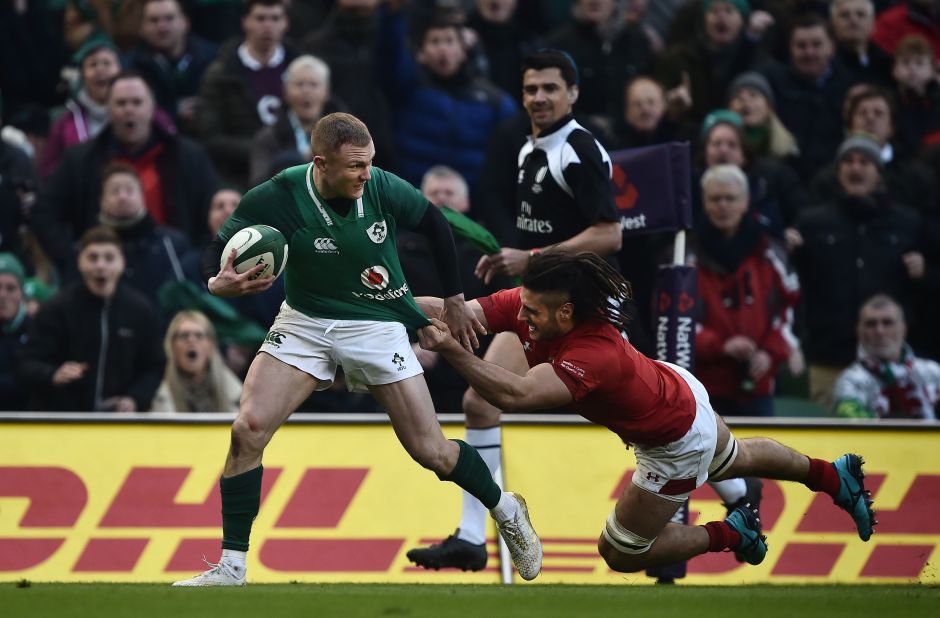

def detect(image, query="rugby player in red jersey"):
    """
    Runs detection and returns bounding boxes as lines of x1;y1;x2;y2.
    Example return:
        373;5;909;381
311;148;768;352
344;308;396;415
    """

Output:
417;251;876;570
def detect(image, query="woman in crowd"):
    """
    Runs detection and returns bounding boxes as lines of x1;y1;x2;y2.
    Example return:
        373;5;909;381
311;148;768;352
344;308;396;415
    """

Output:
727;71;799;161
151;310;242;413
38;39;121;178
695;110;808;240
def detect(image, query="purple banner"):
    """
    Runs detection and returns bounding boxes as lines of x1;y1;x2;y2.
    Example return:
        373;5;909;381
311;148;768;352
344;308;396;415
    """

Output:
652;264;697;372
609;142;692;237
647;263;698;582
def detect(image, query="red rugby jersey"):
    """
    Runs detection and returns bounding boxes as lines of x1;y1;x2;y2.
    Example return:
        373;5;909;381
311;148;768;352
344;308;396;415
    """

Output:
479;288;696;446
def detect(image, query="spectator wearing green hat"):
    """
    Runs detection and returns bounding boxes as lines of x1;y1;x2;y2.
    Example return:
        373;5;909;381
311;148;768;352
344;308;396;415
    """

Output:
655;0;773;123
695;109;810;242
0;252;31;411
38;38;122;179
63;0;144;53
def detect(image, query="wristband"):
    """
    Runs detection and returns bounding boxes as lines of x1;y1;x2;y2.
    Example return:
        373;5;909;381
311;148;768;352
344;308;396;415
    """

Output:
529;248;541;258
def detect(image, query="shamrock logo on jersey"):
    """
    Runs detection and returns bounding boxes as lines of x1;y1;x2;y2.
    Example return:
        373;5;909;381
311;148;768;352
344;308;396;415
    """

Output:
392;353;405;370
367;221;387;244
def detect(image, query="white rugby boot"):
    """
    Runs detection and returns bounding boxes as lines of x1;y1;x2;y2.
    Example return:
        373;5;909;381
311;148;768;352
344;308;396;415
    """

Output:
172;558;246;586
491;492;542;581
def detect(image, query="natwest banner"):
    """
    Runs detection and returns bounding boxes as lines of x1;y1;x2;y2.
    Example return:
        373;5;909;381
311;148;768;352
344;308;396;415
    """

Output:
610;142;692;237
0;422;937;583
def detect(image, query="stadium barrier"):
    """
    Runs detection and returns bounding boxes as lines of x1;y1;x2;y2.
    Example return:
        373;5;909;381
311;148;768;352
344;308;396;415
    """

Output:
1;413;937;584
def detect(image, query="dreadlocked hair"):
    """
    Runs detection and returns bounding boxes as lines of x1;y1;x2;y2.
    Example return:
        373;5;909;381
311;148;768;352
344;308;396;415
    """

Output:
522;252;633;330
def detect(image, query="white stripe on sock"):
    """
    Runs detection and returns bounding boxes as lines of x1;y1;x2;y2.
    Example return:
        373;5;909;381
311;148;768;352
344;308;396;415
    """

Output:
457;427;502;545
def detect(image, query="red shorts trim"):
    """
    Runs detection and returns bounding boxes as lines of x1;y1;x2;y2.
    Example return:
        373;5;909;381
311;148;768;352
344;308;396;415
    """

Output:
659;478;697;496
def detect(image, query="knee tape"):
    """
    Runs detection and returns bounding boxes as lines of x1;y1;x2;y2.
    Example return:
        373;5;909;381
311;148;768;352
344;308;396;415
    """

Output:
709;433;738;478
602;510;655;555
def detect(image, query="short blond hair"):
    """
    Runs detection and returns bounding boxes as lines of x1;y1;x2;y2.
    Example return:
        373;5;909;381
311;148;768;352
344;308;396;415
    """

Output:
311;112;371;158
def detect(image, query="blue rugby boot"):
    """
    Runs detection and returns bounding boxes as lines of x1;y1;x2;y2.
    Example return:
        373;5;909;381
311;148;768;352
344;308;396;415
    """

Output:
831;454;876;541
726;505;767;566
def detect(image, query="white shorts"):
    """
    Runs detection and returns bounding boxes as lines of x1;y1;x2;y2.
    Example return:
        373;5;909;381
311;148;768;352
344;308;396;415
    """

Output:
630;362;719;502
260;302;423;392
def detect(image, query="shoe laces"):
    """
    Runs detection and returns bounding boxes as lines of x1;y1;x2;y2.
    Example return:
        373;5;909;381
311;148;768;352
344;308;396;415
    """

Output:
499;516;529;551
200;556;237;578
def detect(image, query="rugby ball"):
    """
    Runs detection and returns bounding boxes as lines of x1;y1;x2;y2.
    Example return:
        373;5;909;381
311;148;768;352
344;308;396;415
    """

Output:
221;224;289;280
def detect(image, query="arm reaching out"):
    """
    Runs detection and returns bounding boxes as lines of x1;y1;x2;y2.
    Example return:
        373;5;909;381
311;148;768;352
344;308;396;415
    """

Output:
419;318;573;412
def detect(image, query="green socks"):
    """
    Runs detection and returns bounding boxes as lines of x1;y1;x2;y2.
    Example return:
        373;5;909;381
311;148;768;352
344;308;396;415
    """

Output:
438;439;501;509
220;466;263;552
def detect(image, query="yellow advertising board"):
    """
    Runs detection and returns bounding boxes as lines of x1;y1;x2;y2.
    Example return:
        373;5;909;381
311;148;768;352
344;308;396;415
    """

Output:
0;421;937;584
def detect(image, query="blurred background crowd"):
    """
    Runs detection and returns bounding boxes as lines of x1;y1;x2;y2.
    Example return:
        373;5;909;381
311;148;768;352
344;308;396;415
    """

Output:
0;0;938;419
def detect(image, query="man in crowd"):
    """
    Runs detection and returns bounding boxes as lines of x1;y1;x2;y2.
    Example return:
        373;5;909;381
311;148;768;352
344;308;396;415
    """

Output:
17;226;164;412
763;14;855;178
198;0;296;187
787;133;925;406
127;0;218;132
96;163;190;314
829;0;893;84
833;294;939;419
33;71;217;276
376;3;517;197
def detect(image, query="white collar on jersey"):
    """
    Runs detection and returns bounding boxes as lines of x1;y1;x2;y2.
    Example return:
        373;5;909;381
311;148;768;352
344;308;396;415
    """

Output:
305;162;364;226
237;43;285;70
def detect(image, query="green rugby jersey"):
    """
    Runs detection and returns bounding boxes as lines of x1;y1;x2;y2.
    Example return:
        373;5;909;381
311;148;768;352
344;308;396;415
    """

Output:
218;164;431;329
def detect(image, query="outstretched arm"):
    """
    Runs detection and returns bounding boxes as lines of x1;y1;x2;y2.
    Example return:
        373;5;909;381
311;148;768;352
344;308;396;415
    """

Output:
418;318;574;412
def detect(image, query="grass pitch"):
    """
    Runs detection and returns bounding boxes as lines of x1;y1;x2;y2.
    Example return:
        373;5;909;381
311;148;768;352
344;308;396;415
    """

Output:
3;583;938;618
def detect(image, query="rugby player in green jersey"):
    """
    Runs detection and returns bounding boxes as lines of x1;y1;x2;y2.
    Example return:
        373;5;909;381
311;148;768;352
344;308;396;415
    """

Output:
173;113;542;586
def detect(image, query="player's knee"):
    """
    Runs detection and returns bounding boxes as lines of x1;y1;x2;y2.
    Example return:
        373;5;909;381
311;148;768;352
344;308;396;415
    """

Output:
598;511;655;572
598;538;651;573
462;388;500;424
406;440;449;475
230;413;269;454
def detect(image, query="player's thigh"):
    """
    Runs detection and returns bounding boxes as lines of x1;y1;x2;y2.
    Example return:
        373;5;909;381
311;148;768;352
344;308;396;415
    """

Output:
238;351;320;436
370;374;449;455
481;331;528;372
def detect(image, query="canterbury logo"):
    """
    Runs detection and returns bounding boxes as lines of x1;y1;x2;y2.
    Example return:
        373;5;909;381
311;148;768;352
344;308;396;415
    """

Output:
314;238;338;252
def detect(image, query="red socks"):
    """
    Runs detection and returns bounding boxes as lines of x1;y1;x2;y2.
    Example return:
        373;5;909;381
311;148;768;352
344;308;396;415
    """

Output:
804;457;840;498
703;521;741;553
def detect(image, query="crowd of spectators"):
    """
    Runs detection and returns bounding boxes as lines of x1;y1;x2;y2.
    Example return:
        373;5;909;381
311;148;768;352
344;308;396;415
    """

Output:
1;0;938;418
